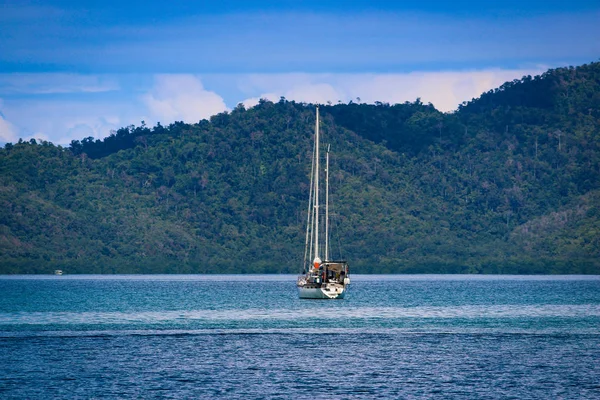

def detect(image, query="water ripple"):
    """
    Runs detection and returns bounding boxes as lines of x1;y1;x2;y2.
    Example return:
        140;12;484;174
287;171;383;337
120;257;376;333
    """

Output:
1;276;599;398
1;304;599;325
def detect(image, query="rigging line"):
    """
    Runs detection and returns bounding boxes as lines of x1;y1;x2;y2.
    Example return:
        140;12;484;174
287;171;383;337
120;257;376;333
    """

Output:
332;214;345;261
303;142;316;274
328;153;345;260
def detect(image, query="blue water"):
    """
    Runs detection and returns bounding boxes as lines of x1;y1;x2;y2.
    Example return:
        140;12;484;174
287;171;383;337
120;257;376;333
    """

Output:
1;275;599;398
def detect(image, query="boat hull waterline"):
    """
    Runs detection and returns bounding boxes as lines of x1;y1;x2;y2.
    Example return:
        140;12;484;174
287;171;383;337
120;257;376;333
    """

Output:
298;285;346;299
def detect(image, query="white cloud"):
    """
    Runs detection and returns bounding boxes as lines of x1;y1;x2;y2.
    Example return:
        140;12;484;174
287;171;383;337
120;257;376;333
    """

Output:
241;92;296;109
0;98;144;145
284;83;343;105
142;75;227;123
0;69;551;146
0;98;18;142
341;70;544;111
0;73;120;94
0;74;229;145
239;68;545;112
56;117;121;144
0;114;18;143
241;82;344;108
242;95;273;109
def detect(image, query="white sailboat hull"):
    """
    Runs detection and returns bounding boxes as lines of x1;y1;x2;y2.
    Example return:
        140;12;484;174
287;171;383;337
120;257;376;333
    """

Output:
298;284;346;299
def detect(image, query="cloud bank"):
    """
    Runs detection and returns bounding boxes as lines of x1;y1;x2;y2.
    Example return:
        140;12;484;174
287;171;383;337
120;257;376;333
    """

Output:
0;67;553;145
0;99;17;142
0;114;18;143
239;68;544;112
142;75;227;123
0;74;120;95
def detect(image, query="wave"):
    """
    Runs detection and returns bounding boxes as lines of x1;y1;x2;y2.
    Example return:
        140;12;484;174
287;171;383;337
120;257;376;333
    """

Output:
2;326;600;339
1;304;599;326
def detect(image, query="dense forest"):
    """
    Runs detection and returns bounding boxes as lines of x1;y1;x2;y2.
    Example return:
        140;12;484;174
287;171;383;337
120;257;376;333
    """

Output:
1;62;599;274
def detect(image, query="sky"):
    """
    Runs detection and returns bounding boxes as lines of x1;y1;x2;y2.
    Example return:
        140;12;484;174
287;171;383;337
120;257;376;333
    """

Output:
1;0;599;145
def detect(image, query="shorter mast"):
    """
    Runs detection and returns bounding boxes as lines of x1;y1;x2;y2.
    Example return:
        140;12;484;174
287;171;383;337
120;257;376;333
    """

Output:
325;144;330;261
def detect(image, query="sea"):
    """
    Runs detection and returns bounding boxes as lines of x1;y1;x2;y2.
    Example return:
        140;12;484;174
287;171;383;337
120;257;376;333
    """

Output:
1;274;599;399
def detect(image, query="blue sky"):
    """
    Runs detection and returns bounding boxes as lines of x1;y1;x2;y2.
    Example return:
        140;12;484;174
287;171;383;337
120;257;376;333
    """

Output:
1;0;599;144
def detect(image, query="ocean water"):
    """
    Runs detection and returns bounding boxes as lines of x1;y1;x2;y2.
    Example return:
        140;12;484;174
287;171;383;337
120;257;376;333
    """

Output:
1;275;599;399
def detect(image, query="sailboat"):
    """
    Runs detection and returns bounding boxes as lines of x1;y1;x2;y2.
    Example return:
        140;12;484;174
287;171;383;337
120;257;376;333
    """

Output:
297;106;350;299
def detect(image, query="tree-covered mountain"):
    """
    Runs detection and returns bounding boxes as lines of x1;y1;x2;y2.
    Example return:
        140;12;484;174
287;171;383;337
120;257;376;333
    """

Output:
1;62;599;274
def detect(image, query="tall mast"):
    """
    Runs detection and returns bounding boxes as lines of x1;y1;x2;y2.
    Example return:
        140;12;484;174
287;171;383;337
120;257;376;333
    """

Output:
303;143;315;273
325;144;330;261
313;106;320;265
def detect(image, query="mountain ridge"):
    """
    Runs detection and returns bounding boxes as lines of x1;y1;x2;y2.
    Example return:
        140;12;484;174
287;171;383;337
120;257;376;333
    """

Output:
1;62;599;274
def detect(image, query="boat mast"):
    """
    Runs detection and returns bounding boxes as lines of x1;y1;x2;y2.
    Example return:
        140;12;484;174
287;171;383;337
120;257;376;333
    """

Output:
303;143;315;273
313;106;320;268
325;144;330;261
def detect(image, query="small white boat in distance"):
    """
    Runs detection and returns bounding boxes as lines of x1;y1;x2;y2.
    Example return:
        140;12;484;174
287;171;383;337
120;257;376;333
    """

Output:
54;270;63;275
297;106;350;299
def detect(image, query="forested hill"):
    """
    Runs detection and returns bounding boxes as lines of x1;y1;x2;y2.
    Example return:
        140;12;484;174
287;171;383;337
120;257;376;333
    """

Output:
1;62;599;274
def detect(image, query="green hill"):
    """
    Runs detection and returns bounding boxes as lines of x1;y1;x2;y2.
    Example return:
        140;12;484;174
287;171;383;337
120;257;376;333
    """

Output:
1;62;599;274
